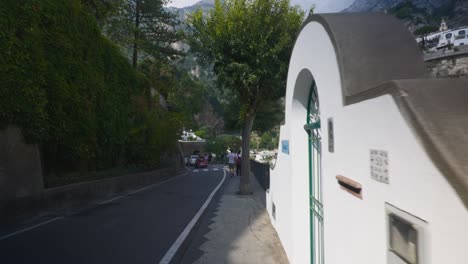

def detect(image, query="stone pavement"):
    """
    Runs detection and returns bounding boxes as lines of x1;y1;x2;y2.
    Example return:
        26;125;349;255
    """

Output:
180;169;288;264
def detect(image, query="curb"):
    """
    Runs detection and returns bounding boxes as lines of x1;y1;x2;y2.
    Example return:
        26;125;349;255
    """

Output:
162;168;228;264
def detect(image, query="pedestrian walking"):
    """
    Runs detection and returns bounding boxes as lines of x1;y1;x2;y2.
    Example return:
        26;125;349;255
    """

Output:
227;151;236;177
235;151;242;176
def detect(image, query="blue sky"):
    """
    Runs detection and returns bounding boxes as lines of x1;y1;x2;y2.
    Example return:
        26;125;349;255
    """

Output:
166;0;355;13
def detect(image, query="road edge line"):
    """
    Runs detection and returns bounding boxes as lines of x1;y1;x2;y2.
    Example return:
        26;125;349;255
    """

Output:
0;216;63;241
158;169;226;264
99;172;188;205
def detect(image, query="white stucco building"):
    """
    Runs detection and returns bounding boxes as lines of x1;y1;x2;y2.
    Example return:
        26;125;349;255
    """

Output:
179;129;205;142
416;20;468;51
267;13;468;264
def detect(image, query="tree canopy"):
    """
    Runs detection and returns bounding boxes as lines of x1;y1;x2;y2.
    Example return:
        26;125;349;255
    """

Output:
104;0;182;67
188;0;304;193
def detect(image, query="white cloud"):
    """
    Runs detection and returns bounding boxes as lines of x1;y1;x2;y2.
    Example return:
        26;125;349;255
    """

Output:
166;0;200;8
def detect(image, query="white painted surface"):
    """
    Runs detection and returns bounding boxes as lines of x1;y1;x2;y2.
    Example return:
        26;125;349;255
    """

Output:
159;170;226;264
267;20;468;264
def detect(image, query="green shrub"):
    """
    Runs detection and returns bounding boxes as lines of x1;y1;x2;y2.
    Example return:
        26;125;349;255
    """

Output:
0;0;178;179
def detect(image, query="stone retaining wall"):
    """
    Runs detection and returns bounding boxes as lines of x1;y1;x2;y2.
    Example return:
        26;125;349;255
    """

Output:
1;167;183;224
425;47;468;78
427;55;468;78
0;125;184;224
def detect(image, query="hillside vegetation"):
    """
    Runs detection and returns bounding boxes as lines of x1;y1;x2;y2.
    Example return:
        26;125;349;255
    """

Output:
0;0;178;182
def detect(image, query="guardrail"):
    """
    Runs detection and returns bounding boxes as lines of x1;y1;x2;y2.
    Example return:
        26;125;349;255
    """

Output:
250;160;270;190
424;45;468;61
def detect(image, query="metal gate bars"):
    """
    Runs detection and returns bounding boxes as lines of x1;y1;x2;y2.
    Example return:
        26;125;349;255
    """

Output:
304;81;324;264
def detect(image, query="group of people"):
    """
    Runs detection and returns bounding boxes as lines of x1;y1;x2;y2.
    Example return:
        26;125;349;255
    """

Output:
227;150;242;177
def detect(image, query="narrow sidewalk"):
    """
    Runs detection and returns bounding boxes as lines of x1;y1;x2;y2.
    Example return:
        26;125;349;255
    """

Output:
181;168;288;264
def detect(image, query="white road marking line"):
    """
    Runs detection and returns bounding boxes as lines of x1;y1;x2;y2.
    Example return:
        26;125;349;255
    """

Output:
98;195;125;205
0;217;63;241
100;172;188;204
213;168;219;171
158;170;226;264
128;174;187;196
127;184;156;195
193;169;199;172
0;172;189;241
203;169;209;172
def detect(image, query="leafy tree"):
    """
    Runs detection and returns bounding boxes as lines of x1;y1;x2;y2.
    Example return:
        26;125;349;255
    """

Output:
259;132;275;150
138;57;206;128
104;0;181;67
414;25;439;36
188;0;304;193
194;126;211;140
206;134;241;158
80;0;121;25
167;72;206;126
253;99;284;133
249;138;258;150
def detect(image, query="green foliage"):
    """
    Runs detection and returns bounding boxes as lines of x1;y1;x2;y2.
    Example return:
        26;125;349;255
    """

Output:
103;0;182;66
194;127;210;140
0;0;179;178
388;0;458;30
206;134;241;156
253;99;284;133
433;0;457;20
188;0;304;111
80;0;121;25
414;25;439;36
249;138;258;150
138;57;206;129
188;0;303;181
389;1;421;19
259;132;275;150
167;73;205;124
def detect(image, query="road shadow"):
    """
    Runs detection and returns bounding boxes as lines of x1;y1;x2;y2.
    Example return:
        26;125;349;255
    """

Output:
179;169;288;264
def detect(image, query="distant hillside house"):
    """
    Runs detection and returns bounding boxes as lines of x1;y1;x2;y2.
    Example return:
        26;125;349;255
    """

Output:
179;129;205;142
417;20;468;51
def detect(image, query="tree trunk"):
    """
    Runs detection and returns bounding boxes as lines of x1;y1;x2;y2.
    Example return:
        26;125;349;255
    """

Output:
132;0;140;68
239;109;256;195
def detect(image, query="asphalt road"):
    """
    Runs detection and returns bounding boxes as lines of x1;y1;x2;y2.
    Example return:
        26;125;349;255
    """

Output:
0;166;225;264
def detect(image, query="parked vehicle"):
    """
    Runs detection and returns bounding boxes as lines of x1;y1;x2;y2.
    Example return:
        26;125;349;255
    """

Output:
189;155;198;166
195;157;208;168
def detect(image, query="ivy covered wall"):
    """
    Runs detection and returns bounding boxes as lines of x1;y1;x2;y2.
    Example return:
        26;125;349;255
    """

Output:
0;0;178;182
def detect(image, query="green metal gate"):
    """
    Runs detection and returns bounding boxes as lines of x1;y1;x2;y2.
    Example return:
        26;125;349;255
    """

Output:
304;80;323;264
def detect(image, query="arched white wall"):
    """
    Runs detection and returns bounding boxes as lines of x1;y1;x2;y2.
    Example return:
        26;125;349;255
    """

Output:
270;22;343;264
268;20;468;264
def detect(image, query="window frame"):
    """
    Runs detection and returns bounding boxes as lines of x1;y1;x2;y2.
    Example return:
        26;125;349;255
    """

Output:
385;203;428;264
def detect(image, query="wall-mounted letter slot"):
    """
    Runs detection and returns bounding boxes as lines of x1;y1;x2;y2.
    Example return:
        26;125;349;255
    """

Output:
336;175;362;199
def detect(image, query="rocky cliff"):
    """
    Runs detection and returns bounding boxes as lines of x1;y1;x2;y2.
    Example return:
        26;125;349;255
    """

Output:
343;0;448;12
343;0;467;29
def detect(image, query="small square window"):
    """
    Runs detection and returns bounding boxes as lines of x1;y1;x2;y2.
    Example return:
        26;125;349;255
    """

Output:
389;214;418;264
386;203;427;264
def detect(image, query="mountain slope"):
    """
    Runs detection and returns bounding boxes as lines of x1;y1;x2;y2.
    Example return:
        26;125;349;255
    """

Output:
167;0;215;24
342;0;467;30
343;0;448;12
